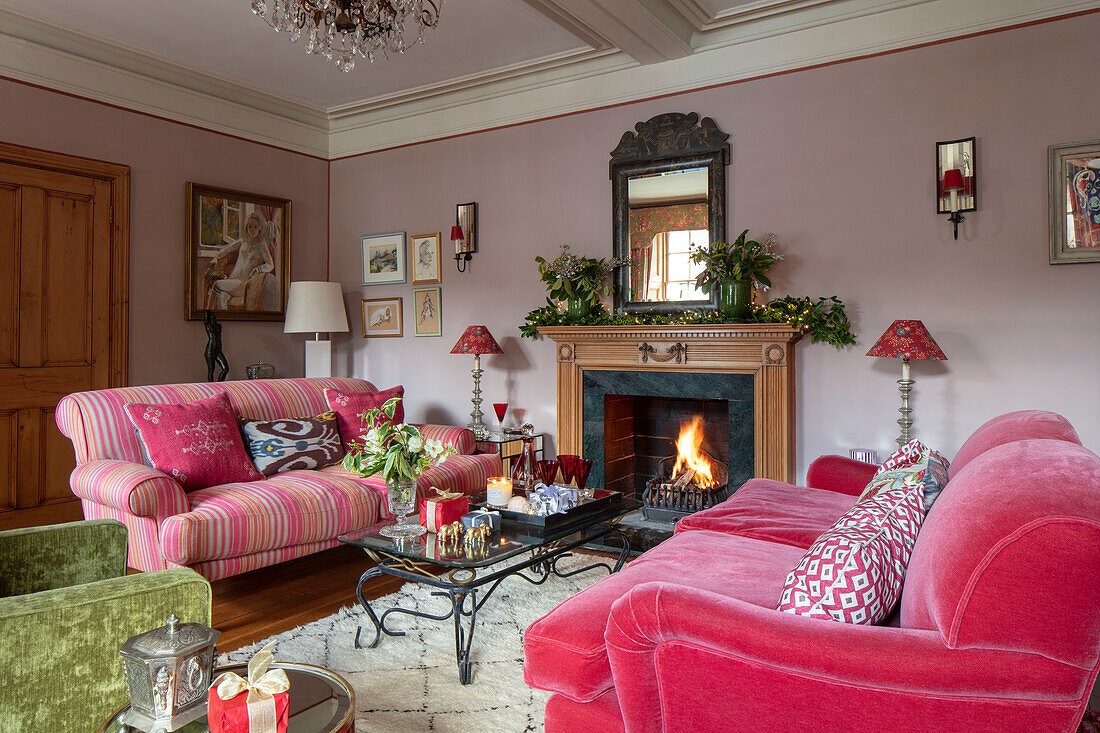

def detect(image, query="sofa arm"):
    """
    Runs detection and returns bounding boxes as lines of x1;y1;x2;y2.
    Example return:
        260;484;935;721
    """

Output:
415;424;477;455
70;460;189;520
0;519;128;597
805;454;878;495
604;582;1084;733
0;567;211;731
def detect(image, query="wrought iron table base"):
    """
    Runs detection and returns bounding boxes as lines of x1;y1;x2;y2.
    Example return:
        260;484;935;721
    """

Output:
352;527;630;685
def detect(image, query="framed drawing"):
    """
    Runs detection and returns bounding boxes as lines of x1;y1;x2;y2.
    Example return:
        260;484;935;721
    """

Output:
413;287;442;337
185;182;290;321
362;297;403;338
361;232;407;285
411;232;442;284
1050;139;1100;264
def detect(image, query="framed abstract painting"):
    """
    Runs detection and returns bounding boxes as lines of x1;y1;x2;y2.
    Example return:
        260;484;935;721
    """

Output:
413;287;442;337
185;182;291;321
362;232;407;285
1050;139;1100;264
362;297;403;338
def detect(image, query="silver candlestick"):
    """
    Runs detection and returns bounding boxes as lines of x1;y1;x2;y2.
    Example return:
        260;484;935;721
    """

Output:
896;357;913;447
467;353;488;439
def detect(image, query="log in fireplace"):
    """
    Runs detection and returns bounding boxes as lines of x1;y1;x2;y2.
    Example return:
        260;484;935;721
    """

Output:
642;416;730;522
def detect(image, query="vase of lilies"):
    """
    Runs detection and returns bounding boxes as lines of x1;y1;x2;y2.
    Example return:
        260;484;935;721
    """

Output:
342;397;455;539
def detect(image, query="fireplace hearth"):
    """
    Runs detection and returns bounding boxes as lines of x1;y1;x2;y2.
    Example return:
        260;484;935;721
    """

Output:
642;416;730;522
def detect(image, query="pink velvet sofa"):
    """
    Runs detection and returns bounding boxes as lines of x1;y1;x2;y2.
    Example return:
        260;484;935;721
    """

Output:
524;410;1100;732
56;378;500;581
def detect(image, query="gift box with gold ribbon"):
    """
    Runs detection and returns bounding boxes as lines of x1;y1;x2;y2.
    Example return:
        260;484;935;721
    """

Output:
419;486;470;533
208;643;290;733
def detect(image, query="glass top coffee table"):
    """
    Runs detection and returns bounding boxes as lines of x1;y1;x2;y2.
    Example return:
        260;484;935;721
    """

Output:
339;498;640;685
99;662;354;732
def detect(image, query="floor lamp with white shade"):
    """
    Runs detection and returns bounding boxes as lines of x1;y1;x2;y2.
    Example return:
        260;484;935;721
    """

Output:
284;281;349;378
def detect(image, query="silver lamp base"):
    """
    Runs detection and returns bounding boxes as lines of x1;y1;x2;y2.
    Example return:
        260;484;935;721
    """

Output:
121;703;208;733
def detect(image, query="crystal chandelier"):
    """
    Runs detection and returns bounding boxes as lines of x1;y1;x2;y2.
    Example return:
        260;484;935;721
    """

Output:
250;0;442;72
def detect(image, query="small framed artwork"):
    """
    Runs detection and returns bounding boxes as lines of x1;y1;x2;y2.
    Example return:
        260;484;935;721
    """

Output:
413;287;442;337
184;182;291;321
410;232;442;284
361;232;407;285
362;297;403;338
1049;139;1100;264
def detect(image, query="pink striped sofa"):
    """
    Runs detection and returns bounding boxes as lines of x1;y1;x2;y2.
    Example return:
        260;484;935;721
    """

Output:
56;378;501;581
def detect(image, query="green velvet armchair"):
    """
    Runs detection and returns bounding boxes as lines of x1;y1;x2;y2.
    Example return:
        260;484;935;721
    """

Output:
0;519;212;731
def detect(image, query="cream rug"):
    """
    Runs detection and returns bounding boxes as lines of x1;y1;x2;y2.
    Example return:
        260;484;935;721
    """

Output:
219;554;605;732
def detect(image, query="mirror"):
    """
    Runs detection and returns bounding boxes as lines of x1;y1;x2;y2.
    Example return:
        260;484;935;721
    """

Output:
611;113;730;314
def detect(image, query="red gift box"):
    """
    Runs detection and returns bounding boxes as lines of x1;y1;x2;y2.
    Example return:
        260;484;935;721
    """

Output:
419;488;469;532
207;684;289;733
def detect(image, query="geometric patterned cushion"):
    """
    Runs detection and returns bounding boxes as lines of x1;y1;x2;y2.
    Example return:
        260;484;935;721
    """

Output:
778;470;925;624
239;411;345;476
123;392;262;491
323;385;404;452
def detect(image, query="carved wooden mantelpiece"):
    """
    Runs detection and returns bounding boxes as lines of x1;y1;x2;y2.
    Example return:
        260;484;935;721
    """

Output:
540;323;802;483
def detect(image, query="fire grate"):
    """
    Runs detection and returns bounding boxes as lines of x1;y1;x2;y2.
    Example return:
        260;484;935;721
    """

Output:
641;449;729;524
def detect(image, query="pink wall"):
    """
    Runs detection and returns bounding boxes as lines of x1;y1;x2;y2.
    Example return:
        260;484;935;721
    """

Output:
0;79;328;385
329;14;1100;479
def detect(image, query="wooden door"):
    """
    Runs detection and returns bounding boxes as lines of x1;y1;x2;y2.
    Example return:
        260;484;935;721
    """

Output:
0;144;129;530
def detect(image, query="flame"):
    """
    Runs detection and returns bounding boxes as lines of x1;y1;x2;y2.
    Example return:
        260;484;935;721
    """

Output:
672;416;715;488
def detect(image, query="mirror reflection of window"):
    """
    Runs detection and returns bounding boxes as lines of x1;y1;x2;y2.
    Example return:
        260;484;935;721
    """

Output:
644;230;708;301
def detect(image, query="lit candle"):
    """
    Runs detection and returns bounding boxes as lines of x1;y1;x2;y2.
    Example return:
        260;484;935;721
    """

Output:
486;477;513;507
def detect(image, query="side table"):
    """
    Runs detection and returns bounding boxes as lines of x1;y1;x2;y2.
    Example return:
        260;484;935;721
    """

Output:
474;431;543;475
99;662;354;733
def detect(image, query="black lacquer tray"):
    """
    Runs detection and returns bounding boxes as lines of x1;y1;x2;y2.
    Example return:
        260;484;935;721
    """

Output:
483;488;622;531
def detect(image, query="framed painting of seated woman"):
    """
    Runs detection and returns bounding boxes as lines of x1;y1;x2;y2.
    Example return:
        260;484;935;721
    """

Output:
185;182;291;321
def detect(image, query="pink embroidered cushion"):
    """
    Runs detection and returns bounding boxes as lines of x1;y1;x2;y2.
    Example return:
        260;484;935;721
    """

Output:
324;385;404;451
124;392;262;490
778;470;925;624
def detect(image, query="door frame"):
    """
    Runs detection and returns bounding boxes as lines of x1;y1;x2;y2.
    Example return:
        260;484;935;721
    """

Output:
0;141;130;387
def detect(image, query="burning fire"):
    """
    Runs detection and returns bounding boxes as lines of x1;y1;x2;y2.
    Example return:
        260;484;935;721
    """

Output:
672;416;716;488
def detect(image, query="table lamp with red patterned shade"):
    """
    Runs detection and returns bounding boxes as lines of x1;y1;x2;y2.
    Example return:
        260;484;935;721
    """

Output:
451;325;503;438
866;320;947;447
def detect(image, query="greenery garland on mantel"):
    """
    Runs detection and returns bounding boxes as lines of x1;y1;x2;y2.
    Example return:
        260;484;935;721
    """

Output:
519;238;857;350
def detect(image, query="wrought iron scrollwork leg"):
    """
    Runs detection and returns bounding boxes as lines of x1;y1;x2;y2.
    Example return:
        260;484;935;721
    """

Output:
353;566;386;649
452;590;479;685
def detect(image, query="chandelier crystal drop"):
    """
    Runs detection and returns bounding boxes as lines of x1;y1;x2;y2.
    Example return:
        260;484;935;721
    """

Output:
250;0;442;73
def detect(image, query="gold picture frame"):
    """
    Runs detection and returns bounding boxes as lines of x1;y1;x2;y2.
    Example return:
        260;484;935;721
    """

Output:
413;287;442;337
362;297;403;338
410;232;442;284
185;182;291;321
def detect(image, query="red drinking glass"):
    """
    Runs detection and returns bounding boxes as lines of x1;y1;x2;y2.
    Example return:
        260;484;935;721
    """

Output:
572;459;594;492
557;454;579;484
536;459;560;485
493;402;508;435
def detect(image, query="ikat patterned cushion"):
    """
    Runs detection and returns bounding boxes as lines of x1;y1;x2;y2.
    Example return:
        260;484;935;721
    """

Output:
124;392;262;490
324;385;404;452
778;468;925;624
240;411;345;476
874;439;952;513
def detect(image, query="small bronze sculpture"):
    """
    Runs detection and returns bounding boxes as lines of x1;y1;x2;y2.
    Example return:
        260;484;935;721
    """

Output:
438;521;464;547
203;310;229;382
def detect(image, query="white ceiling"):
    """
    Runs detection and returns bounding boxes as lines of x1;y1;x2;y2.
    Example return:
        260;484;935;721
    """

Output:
0;0;1095;157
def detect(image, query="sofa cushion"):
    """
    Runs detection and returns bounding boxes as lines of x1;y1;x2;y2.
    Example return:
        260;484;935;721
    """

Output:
124;393;262;490
523;529;805;703
674;478;857;549
324;385;404;452
779;473;925;624
239;411;345;476
158;469;382;565
949;410;1080;479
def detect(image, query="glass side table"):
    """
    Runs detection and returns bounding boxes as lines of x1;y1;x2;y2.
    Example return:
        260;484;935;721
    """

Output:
99;662;354;733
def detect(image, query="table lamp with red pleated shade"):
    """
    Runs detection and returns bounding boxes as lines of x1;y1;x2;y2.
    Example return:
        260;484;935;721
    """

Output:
451;325;503;438
866;320;947;447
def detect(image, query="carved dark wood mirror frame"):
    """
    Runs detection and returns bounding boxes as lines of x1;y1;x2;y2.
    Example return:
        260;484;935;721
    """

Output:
611;112;730;314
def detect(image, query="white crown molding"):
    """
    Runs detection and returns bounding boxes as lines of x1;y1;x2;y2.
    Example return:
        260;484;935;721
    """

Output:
328;0;1100;158
0;0;1096;160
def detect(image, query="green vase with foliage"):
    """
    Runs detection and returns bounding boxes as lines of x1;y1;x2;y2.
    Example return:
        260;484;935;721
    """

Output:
535;244;630;315
718;279;754;320
690;229;780;321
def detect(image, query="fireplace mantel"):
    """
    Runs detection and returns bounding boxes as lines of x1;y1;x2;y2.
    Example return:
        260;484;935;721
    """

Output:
539;323;802;483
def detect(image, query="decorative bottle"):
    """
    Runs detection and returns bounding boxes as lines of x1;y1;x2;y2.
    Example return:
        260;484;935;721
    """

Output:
511;423;538;493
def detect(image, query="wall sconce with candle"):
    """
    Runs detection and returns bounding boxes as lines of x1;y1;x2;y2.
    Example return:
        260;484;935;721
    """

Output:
936;137;976;240
453;202;478;272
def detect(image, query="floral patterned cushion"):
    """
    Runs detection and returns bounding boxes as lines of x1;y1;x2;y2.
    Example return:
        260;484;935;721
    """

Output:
239;411;345;476
323;385;404;452
874;439;952;513
124;392;262;490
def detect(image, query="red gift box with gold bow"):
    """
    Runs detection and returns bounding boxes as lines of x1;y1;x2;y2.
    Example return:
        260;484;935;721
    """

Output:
419;486;469;532
208;643;290;733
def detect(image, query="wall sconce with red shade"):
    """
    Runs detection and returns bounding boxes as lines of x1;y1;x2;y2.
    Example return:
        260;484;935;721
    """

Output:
937;137;976;240
453;202;477;272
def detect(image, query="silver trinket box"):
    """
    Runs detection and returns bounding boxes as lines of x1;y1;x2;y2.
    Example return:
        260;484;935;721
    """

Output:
119;614;220;732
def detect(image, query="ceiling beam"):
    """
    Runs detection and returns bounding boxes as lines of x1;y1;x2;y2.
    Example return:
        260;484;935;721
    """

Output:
522;0;696;64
